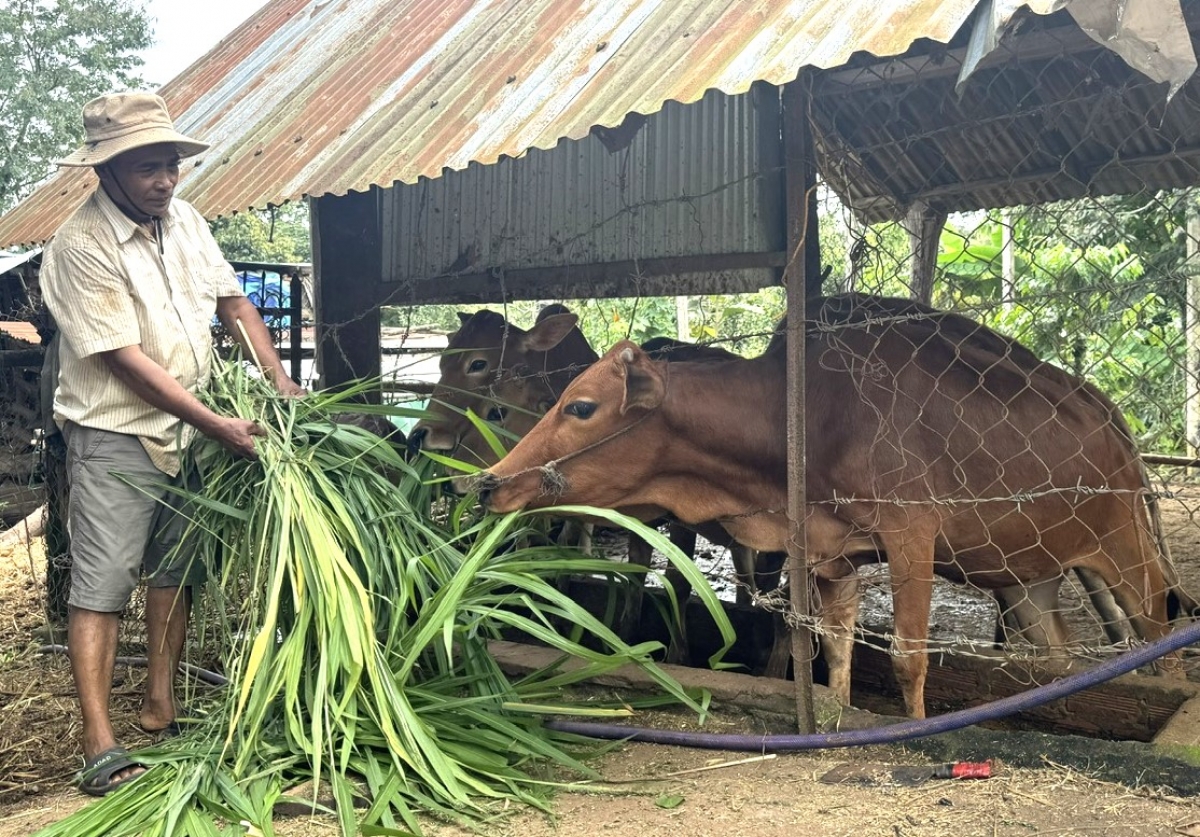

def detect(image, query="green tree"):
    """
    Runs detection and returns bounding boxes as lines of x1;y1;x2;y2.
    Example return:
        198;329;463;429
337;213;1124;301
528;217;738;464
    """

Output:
0;0;152;213
936;202;1188;453
210;202;312;264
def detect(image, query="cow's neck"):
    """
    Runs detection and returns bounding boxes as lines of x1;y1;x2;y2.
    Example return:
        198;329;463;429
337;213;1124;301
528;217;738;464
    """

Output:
642;353;789;548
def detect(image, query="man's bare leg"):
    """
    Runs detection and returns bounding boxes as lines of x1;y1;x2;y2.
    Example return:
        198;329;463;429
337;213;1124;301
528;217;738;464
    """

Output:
68;605;143;782
141;585;190;732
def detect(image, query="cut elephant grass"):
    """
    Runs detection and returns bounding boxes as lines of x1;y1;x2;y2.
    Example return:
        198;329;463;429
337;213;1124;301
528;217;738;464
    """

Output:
38;358;734;837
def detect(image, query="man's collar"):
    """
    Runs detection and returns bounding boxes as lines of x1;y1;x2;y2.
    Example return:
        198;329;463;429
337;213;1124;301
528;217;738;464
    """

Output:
93;185;174;244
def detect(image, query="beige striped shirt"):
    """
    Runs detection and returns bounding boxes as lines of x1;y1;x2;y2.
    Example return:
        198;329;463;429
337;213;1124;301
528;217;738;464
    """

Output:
41;187;243;475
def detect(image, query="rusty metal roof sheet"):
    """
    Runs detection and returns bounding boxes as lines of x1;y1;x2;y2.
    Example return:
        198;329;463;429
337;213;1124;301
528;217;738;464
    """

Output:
0;0;1187;248
0;321;40;344
0;0;1002;248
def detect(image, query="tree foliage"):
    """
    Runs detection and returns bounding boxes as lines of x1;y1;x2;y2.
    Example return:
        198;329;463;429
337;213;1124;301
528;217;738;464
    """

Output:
209;202;313;264
932;195;1192;453
0;0;152;213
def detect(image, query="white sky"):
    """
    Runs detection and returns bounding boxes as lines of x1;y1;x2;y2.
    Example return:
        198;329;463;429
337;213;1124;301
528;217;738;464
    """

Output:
138;0;273;88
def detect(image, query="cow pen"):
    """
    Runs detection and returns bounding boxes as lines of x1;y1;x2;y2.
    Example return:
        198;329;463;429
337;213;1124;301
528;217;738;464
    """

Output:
3;0;1200;745
4;1;1200;833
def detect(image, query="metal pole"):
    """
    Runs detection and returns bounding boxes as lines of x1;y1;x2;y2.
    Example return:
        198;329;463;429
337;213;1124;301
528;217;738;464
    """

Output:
289;270;303;385
1186;201;1200;458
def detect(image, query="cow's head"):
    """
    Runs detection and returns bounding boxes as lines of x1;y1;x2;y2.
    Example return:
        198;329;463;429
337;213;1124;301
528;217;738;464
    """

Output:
477;340;667;513
408;306;596;474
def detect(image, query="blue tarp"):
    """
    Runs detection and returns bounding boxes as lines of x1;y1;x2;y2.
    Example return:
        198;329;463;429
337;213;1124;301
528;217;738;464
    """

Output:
237;270;292;326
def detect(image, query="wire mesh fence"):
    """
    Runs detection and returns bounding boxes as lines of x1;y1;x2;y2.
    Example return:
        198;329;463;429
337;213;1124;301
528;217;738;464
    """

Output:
385;33;1200;691
3;14;1199;709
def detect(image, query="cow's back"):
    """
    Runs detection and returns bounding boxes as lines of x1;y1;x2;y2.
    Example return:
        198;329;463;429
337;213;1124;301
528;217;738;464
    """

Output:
802;309;1147;585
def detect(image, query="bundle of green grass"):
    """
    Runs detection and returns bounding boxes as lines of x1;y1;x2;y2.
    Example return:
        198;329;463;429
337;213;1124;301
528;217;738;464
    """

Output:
39;359;731;837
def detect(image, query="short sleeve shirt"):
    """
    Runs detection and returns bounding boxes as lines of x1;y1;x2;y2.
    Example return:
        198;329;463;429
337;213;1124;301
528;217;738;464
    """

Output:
40;187;244;475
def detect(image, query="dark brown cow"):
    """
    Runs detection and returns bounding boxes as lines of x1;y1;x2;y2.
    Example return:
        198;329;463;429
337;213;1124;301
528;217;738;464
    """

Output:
408;304;598;478
478;295;1183;718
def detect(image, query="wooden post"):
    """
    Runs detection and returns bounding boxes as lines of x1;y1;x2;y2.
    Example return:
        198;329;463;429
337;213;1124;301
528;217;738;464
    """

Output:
287;270;304;385
904;199;947;304
781;76;817;734
312;189;384;397
1186;202;1200;458
1001;208;1017;315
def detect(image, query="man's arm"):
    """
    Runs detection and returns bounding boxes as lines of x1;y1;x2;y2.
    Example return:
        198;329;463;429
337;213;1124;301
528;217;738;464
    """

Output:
215;295;306;397
100;346;265;459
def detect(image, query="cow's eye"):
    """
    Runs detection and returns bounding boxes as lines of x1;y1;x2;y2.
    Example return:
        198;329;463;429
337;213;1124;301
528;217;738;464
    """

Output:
468;359;488;373
486;406;508;422
564;401;596;419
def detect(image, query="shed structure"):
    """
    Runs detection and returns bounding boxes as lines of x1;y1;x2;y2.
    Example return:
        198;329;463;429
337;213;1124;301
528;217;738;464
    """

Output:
1;0;1198;727
1;0;1194;385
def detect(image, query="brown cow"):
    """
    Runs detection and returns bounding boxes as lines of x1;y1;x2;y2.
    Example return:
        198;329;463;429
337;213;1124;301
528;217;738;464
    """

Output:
408;305;779;659
477;295;1183;718
408;304;598;477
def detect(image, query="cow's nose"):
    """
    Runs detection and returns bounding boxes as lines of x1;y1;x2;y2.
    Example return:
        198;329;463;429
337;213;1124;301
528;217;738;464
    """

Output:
474;472;501;508
407;426;427;456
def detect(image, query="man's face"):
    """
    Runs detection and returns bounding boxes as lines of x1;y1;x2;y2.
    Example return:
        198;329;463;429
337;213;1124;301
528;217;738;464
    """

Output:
100;143;181;218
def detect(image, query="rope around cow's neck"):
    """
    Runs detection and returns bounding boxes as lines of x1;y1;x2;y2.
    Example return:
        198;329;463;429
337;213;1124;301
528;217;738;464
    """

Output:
534;408;657;497
526;358;669;498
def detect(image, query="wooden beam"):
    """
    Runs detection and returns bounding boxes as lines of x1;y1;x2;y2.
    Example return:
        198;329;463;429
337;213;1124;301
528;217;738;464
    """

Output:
312;189;383;397
532;577;1191;742
904;200;948;303
381;251;787;306
0;348;44;369
850;640;1194;742
782;76;817;734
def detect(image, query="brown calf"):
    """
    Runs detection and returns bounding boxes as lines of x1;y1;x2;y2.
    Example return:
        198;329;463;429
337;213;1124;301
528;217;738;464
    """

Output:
478;295;1182;718
408;304;597;477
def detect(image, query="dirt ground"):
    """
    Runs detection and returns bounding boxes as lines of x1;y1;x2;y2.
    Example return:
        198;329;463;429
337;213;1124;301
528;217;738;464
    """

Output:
5;479;1200;835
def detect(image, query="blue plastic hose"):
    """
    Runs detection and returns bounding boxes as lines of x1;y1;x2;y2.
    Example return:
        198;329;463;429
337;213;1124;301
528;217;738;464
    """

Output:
547;619;1200;750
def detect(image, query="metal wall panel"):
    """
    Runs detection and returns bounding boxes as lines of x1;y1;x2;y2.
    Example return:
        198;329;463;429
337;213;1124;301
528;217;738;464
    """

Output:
380;85;785;303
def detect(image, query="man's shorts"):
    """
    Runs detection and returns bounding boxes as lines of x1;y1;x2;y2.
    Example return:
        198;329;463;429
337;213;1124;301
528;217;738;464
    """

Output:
63;423;204;612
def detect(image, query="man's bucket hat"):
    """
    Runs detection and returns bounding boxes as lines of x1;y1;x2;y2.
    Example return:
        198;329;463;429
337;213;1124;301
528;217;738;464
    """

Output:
58;92;209;167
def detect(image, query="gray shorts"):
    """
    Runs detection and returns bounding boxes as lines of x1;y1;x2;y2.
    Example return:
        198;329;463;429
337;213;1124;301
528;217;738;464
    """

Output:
63;423;204;612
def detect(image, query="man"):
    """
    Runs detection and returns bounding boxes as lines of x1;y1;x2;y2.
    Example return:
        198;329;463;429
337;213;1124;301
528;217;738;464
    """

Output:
41;92;305;796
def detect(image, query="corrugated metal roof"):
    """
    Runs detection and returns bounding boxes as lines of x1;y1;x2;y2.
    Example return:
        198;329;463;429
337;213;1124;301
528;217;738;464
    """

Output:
2;0;1188;249
811;14;1200;223
0;0;1003;248
0;321;40;344
380;85;787;303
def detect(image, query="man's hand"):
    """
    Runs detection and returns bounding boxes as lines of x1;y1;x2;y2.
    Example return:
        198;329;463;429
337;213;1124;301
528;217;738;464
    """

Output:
208;416;266;459
274;377;307;399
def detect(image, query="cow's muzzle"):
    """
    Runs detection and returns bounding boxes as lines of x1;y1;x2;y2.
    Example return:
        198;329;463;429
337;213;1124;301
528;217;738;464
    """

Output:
406;426;428;456
474;471;503;510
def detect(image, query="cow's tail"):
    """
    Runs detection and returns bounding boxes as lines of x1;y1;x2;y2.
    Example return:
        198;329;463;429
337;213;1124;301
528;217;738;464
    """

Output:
1143;466;1200;620
1095;379;1199;621
1130;445;1200;620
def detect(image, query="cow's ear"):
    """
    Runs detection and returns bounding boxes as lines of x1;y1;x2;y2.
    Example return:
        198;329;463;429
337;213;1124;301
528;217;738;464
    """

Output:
617;344;664;414
520;313;578;352
457;311;473;326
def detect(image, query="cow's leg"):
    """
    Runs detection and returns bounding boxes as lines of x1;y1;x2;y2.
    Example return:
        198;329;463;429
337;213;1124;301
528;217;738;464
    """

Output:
730;543;757;606
762;611;792;679
1073;567;1133;645
879;514;939;719
754;550;791;676
994;577;1073;650
662;522;698;664
755;551;787;595
813;573;860;703
620;533;654;645
555;518;593;554
1091;527;1181;677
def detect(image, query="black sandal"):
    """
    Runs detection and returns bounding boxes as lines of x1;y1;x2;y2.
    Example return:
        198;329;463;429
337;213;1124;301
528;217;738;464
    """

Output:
77;747;145;797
